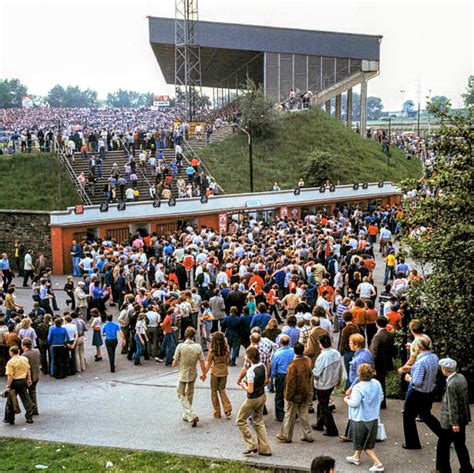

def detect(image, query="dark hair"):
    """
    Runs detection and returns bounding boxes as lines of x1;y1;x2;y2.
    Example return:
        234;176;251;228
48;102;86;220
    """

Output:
293;342;304;356
22;338;32;349
210;331;228;357
376;316;388;328
54;318;62;327
287;315;297;327
311;456;335;473
409;319;424;334
106;314;113;322
343;311;353;322
246;346;260;364
319;334;332;349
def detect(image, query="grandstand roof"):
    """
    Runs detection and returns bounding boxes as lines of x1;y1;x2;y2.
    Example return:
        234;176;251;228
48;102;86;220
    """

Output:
148;17;381;88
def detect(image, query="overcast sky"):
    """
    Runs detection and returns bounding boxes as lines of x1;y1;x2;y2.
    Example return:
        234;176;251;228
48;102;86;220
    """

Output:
1;0;472;110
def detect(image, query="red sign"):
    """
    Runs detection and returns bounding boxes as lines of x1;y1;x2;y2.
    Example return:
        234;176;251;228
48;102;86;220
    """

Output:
279;206;288;218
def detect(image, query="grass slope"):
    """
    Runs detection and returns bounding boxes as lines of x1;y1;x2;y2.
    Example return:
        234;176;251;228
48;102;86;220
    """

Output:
0;438;263;472
0;153;80;210
198;108;422;194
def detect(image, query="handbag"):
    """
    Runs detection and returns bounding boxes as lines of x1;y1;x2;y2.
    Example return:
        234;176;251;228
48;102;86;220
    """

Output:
376;420;387;441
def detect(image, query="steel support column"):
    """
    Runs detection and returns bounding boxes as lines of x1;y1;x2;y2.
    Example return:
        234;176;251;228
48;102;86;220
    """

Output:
175;0;202;121
335;94;342;120
325;100;331;114
360;74;368;138
347;88;353;128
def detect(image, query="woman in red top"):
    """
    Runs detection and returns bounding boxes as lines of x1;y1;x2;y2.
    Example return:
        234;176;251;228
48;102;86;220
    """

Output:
364;300;378;346
157;309;177;366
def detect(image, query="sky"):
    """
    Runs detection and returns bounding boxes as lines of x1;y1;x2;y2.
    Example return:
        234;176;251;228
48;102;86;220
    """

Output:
1;0;472;110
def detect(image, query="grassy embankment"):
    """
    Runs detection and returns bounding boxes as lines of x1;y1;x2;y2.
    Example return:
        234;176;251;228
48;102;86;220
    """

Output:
198;108;422;194
0;153;80;211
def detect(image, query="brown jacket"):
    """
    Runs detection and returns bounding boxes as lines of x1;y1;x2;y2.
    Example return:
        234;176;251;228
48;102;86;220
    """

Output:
304;327;328;366
284;355;313;404
339;323;360;354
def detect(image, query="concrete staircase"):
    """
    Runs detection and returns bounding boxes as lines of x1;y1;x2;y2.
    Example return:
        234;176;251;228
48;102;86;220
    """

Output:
69;148;189;205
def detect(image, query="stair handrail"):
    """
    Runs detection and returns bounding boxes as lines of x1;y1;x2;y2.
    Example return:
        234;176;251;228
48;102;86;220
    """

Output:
56;140;93;206
182;137;225;194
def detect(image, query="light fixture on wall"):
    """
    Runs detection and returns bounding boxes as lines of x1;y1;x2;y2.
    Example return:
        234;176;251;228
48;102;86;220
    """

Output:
319;186;326;193
99;203;109;212
353;183;359;190
362;183;369;190
293;188;301;195
168;197;176;207
118;202;126;211
74;204;84;215
153;198;161;208
200;195;208;203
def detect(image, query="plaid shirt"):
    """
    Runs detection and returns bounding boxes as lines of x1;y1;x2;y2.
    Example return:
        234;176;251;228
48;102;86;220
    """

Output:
299;325;312;347
410;351;439;393
244;344;271;369
279;326;301;348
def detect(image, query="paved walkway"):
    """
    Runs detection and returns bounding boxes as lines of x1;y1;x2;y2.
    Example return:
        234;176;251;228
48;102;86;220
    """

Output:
1;253;472;472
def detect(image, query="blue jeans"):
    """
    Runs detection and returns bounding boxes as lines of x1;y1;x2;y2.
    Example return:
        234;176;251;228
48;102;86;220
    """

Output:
383;265;395;285
134;334;143;365
229;338;240;366
159;333;177;365
343;351;354;389
72;257;81;276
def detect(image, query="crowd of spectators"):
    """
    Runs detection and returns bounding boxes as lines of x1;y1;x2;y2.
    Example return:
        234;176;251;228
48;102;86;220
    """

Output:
1;201;471;471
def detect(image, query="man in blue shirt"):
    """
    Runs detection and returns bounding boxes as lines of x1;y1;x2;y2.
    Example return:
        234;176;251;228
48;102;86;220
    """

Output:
0;253;13;291
47;318;70;379
70;241;82;277
402;334;441;449
102;315;122;373
250;304;271;332
271;335;294;422
278;315;301;348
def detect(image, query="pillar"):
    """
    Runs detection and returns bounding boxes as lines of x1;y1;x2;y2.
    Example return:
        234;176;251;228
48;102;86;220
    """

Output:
335;94;342;120
347;88;353;128
360;74;368;138
325;100;331;114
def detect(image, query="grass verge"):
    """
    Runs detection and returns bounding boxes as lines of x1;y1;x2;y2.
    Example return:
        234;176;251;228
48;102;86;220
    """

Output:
0;437;264;472
0;153;80;210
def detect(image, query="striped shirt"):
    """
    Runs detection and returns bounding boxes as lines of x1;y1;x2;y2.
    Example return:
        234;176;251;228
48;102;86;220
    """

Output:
410;351;439;393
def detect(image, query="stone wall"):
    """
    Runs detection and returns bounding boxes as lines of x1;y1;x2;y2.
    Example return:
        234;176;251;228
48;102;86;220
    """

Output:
0;210;51;270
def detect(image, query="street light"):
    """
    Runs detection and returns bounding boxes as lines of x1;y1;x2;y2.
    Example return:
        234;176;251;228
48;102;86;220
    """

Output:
240;120;254;193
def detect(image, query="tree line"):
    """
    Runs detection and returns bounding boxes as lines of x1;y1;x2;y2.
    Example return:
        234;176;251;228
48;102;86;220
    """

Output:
1;76;472;111
0;78;156;108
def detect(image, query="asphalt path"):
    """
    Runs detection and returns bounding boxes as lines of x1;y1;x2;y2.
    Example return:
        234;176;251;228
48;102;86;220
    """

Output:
1;253;472;472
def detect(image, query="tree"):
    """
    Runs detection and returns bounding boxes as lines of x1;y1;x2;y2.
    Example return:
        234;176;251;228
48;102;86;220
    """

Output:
0;78;28;108
238;79;274;137
47;85;98;107
106;89;154;108
400;103;474;393
402;99;415;116
304;150;338;186
367;96;383;120
462;76;474;107
428;95;450;112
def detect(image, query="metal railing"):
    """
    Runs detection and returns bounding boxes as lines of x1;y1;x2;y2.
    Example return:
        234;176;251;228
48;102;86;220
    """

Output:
182;137;224;193
56;141;93;206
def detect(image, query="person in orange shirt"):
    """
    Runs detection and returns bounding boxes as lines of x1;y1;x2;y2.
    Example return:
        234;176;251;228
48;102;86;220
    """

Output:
368;223;378;247
350;298;366;328
318;279;334;299
385;305;402;331
267;284;283;324
248;271;265;302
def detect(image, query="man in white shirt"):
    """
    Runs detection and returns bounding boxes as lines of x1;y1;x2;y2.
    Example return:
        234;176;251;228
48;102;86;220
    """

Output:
146;306;161;359
356;277;376;300
23;249;35;287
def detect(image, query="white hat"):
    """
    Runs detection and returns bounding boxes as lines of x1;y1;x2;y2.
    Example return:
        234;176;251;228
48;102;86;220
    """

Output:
303;313;312;321
77;281;85;286
439;358;457;371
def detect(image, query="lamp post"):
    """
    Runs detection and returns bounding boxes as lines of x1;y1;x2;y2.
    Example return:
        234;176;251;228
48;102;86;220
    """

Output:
240;120;254;193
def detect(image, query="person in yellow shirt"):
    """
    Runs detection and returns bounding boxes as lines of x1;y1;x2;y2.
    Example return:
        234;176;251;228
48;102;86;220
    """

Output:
3;346;34;425
383;250;396;286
